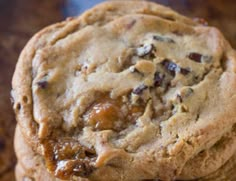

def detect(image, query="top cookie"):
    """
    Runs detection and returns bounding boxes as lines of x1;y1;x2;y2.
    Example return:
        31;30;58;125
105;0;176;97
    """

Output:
12;1;236;180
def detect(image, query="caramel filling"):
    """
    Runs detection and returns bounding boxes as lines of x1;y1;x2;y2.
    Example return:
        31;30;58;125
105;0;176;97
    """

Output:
43;139;96;180
84;95;144;131
43;95;144;179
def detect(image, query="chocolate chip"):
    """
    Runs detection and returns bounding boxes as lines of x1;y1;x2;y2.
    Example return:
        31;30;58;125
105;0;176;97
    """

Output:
162;59;191;76
136;44;155;57
180;68;190;75
176;94;183;103
153;35;175;43
162;59;178;76
37;80;48;89
154;72;165;87
188;52;203;63
189;53;212;63
132;84;148;95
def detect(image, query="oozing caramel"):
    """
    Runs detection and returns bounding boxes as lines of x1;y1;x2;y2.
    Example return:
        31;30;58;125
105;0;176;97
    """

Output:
84;101;122;130
43;94;144;179
43;138;96;180
84;95;144;131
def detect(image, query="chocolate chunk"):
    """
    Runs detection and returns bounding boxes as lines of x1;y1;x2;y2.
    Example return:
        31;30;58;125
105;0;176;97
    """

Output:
189;53;212;63
180;68;190;75
188;52;203;63
154;72;165;87
153;35;175;43
176;94;183;103
162;59;178;76
37;80;48;89
136;44;155;57
132;84;148;95
162;59;191;76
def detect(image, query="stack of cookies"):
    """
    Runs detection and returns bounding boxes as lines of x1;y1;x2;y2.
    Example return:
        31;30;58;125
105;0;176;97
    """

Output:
12;1;236;180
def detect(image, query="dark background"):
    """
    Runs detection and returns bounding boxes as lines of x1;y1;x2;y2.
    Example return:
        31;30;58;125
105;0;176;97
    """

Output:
0;0;235;180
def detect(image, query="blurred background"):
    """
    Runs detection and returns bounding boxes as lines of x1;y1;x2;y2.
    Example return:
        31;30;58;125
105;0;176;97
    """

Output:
0;0;235;180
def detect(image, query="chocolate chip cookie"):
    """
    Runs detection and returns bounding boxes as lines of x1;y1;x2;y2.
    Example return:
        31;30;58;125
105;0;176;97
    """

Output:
12;1;236;180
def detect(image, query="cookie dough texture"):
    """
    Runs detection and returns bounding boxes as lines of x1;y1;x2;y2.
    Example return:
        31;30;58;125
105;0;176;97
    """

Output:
12;1;236;180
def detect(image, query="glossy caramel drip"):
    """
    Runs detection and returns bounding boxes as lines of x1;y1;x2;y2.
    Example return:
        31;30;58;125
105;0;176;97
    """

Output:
84;95;144;131
42;94;144;179
43;138;96;180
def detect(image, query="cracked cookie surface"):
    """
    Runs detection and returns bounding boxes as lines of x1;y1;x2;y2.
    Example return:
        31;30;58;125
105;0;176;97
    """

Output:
12;1;236;180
